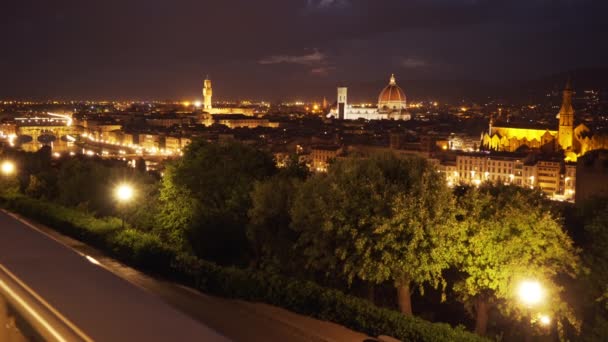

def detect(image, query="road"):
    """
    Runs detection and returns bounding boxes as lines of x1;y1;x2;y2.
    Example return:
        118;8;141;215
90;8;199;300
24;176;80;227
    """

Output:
0;210;228;341
0;210;371;342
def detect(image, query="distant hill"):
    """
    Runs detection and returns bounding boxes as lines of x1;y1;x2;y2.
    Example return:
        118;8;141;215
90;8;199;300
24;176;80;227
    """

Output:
527;68;608;91
343;68;608;104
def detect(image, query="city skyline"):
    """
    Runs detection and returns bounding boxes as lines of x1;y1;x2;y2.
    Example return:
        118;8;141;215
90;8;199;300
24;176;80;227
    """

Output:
3;2;608;341
2;1;608;101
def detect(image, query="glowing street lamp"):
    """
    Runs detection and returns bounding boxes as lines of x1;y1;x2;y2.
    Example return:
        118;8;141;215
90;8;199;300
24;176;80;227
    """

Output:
114;183;134;228
518;280;544;307
538;314;551;326
1;160;16;176
115;183;134;203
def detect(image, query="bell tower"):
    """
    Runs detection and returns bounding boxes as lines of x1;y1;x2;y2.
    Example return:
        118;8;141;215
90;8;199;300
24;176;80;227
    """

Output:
337;87;347;120
557;79;574;151
202;77;213;110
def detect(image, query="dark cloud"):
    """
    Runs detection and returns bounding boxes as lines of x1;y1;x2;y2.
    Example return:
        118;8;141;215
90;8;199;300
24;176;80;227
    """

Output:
402;58;430;69
259;50;325;66
0;0;606;100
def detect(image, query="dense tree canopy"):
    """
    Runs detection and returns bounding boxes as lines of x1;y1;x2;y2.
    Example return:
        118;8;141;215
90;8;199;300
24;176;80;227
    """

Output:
248;176;301;271
158;140;277;265
290;154;458;315
576;197;608;340
454;185;581;336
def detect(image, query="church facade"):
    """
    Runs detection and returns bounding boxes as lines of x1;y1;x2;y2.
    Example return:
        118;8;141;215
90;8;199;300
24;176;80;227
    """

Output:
328;74;411;121
481;80;608;161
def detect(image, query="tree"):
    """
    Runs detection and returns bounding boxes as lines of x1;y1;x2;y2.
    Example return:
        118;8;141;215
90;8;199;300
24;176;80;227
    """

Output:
290;154;458;316
247;176;301;271
57;158;110;210
454;185;581;336
576;197;608;341
247;154;310;271
158;140;277;265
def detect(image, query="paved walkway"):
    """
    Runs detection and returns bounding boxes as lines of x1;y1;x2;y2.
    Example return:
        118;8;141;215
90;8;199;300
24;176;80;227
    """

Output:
0;209;371;342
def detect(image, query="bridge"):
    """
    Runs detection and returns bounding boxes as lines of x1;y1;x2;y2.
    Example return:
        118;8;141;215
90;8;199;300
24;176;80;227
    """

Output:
0;210;368;341
14;120;82;146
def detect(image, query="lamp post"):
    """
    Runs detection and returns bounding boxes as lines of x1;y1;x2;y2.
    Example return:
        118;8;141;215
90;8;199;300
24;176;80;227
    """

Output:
0;160;18;196
517;279;548;341
518;280;544;306
114;183;134;229
1;160;15;176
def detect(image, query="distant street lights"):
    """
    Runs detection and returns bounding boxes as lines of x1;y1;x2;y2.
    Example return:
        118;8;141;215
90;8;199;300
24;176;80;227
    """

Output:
1;160;16;176
114;183;134;228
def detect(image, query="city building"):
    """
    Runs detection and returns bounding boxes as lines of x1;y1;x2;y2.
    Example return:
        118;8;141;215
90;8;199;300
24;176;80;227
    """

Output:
482;80;608;161
328;74;412;121
201;114;279;129
444;152;574;200
575;150;608;203
308;145;343;173
200;77;255;116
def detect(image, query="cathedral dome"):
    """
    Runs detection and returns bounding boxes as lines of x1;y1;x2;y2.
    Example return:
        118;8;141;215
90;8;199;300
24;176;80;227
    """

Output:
378;74;407;111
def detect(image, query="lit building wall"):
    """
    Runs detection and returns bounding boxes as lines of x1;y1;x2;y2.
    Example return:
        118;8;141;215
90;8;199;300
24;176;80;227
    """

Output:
535;161;561;196
451;154;569;199
165;137;181;152
310;146;342;172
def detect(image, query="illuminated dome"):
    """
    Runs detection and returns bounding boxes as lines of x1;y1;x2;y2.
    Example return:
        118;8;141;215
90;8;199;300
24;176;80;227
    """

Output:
378;74;407;111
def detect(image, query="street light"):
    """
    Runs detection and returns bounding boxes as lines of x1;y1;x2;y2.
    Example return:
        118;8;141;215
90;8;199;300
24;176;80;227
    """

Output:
115;183;134;202
538;314;551;326
114;183;134;228
1;160;15;176
518;280;544;306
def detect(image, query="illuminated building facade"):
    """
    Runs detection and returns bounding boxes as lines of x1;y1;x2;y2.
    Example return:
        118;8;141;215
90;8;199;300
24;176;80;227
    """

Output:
557;79;574;151
201;114;279;129
308;145;343;173
482;80;608;161
440;153;574;200
203;77;213;110
200;77;255;116
329;74;411;121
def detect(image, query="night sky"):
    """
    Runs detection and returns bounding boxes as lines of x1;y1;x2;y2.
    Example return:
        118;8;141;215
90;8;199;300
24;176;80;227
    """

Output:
1;0;607;101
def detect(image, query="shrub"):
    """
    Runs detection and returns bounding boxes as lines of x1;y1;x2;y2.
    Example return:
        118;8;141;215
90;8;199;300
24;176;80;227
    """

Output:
111;229;178;272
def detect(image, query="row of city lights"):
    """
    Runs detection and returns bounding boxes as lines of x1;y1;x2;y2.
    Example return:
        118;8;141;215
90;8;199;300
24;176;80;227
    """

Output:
82;133;184;157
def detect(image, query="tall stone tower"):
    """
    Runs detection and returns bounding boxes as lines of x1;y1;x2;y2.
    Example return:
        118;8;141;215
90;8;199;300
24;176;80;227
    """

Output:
202;77;213;110
557;79;574;151
337;87;347;120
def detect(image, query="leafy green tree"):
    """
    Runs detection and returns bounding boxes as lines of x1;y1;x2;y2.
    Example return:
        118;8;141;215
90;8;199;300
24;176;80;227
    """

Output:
247;155;310;271
454;185;581;336
156;164;200;249
56;157;152;218
290;154;458;316
576;197;608;340
280;154;310;180
26;174;48;198
124;172;161;232
158;140;277;264
247;176;301;271
57;158;109;209
0;171;20;196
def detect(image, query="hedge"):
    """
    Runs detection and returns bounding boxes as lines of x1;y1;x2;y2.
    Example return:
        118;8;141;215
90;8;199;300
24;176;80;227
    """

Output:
0;194;486;342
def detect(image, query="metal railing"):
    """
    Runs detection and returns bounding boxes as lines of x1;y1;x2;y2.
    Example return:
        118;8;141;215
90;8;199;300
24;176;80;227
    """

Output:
0;264;93;342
